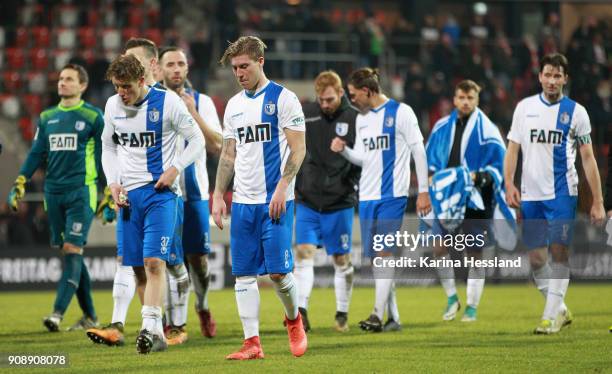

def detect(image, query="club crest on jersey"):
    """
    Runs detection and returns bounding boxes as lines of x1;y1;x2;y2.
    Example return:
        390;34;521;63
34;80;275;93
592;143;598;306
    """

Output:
71;222;82;235
75;120;85;131
385;116;394;127
148;108;160;123
264;102;276;115
559;111;570;125
335;122;349;136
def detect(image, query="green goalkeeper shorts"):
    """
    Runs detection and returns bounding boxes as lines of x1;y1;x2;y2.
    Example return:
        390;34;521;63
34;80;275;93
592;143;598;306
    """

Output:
44;184;96;248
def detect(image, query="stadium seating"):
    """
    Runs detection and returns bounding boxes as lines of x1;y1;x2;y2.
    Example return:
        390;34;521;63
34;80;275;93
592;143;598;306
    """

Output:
32;26;51;48
6;48;25;70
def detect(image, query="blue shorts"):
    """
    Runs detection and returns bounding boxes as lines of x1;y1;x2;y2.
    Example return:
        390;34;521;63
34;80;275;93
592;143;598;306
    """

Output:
230;201;294;276
182;200;211;255
359;197;407;257
117;194;183;266
521;196;577;249
118;183;180;266
295;203;353;255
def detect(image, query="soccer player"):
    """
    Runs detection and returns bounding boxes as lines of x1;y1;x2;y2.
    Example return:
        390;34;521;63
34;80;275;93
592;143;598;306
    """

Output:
7;64;103;332
213;36;307;359
86;37;182;347
294;70;360;332
331;68;431;332
101;54;204;353
159;46;222;343
426;80;509;322
504;53;605;334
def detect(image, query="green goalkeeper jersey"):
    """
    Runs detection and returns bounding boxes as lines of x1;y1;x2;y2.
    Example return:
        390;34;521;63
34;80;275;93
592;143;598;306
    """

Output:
19;100;104;193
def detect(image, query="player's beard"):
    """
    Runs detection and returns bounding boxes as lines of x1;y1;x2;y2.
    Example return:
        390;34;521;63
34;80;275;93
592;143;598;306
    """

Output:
165;78;185;92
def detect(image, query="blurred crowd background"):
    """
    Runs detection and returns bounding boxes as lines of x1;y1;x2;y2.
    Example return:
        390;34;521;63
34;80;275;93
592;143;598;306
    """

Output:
0;0;609;246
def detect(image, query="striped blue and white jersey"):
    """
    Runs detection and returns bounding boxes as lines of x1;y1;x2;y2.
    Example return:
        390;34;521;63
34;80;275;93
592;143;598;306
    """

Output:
355;99;424;201
223;81;305;204
177;89;222;201
101;86;205;194
507;93;591;201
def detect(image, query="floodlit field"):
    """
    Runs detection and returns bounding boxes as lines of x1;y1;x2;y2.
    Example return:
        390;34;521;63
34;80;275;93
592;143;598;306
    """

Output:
1;284;611;373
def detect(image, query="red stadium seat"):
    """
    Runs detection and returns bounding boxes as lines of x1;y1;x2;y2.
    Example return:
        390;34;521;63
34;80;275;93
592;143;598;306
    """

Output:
15;27;29;47
6;49;25;70
22;94;43;116
3;71;22;91
128;7;144;28
32;26;51;48
144;29;162;46
122;27;140;42
19;117;34;141
30;48;50;70
78;27;96;49
87;10;100;27
148;7;160;25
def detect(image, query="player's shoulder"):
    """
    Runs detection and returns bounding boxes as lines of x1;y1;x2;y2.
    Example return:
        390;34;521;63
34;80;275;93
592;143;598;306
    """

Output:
516;94;541;109
78;101;104;122
40;105;60;122
431;113;452;134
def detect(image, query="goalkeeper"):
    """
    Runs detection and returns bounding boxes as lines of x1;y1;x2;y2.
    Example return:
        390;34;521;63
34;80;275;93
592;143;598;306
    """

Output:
7;64;104;332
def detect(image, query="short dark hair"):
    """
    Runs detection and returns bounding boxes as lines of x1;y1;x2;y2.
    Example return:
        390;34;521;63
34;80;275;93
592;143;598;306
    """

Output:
105;54;145;82
219;36;267;66
348;67;380;93
61;63;89;85
124;37;158;59
540;53;569;75
158;46;185;62
455;80;481;94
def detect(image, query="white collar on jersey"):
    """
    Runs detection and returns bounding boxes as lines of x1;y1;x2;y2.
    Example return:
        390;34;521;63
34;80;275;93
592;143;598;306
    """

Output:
539;92;564;106
244;79;271;99
370;98;390;113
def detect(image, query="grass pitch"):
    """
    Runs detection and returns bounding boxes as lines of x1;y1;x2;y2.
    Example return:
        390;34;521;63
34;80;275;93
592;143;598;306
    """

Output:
0;284;611;373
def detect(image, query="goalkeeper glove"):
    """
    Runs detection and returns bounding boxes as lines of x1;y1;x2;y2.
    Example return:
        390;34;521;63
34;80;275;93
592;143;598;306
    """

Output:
7;175;26;212
96;186;117;224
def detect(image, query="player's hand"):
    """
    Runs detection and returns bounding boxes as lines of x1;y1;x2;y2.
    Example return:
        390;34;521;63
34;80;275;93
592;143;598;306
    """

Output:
212;192;227;230
96;186;117;224
607;210;612;219
155;166;179;190
505;183;521;209
590;202;606;226
269;181;288;223
7;175;26;212
109;183;129;208
416;191;432;217
180;92;197;114
330;137;346;153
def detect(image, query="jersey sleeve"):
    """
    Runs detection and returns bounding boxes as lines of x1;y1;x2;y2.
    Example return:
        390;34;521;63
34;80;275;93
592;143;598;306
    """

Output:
93;109;105;182
397;103;424;146
168;93;205;172
101;99;120;185
222;98;236;140
278;90;305;131
573;104;591;137
19;117;48;178
507;101;523;143
198;95;222;135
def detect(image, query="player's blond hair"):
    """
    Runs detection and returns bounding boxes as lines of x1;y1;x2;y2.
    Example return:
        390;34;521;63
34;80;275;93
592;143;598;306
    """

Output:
106;54;145;82
219;36;267;66
455;80;481;94
314;70;343;95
